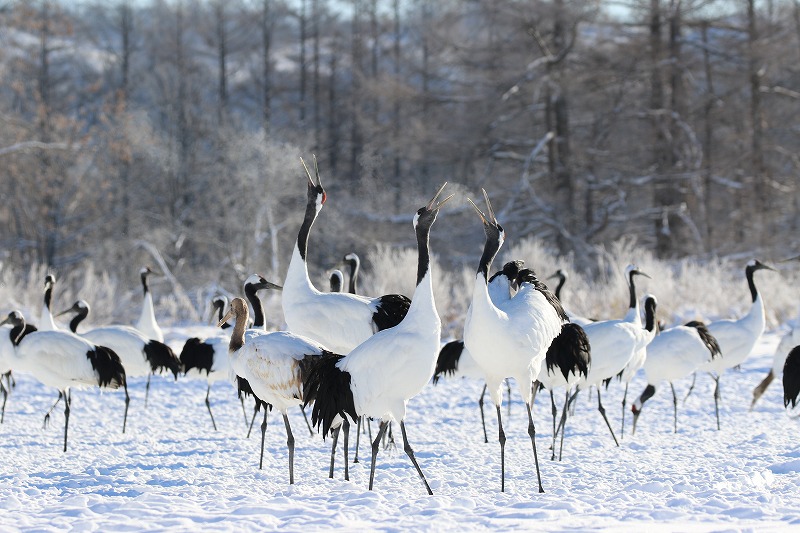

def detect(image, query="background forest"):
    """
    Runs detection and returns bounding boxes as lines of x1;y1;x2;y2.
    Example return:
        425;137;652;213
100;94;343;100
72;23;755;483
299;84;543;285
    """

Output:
1;0;799;328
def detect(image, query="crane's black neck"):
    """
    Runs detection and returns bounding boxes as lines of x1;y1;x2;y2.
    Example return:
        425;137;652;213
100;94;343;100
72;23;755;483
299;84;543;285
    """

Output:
330;273;342;293
245;285;265;328
141;271;150;296
415;223;432;286
297;194;320;262
644;299;656;332
347;259;359;294
477;231;501;284
745;265;758;303
554;273;566;301
628;270;638;311
10;324;26;346
215;302;232;330
44;285;53;310
67;307;89;333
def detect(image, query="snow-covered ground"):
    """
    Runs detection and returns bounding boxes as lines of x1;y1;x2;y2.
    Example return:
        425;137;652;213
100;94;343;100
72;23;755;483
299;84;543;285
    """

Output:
1;331;798;531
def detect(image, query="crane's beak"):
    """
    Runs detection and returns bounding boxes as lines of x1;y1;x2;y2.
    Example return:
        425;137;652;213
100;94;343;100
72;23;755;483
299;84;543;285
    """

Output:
218;309;235;328
425;182;454;211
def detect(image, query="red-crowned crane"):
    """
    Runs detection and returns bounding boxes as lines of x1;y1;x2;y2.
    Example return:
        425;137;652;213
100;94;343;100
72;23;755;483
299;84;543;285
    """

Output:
303;183;452;495
462;190;565;494
281;157;411;354
1;311;127;451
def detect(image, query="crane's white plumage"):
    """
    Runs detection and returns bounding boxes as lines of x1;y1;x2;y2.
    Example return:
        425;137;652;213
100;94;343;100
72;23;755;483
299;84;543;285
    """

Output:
282;158;410;354
220;297;326;484
304;183;452;495
631;304;721;433
135;267;164;343
59;300;180;380
462;190;565;493
1;310;127;451
701;260;773;374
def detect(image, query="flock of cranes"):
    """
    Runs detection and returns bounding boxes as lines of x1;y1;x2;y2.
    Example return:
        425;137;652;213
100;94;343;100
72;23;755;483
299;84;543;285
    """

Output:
2;156;800;496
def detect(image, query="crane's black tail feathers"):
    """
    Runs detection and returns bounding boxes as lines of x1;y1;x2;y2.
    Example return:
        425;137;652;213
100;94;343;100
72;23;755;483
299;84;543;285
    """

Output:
146;340;181;379
433;340;464;384
301;350;357;437
372;294;412;331
88;345;127;390
684;321;722;360
783;345;800;409
178;338;213;376
546;322;591;381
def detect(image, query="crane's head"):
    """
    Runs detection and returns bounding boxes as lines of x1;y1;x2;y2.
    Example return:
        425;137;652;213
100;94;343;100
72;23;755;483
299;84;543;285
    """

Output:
548;269;566;282
244;273;282;294
625;264;651;283
56;300;89;318
329;270;344;292
746;259;775;273
0;310;24;328
467;188;505;247
413;182;453;231
343;252;360;267
218;296;249;328
300;155;326;210
44;274;56;287
211;295;228;311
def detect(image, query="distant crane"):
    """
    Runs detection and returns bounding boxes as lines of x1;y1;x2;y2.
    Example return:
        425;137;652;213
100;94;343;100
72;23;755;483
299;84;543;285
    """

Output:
57;300;180;430
631;313;721;433
695;260;774;429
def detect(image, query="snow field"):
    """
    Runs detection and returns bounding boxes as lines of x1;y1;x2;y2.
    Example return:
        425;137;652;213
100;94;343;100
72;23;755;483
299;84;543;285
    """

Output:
0;333;798;531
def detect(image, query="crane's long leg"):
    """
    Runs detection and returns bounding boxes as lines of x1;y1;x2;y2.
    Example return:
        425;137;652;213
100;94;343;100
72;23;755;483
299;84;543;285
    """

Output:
683;372;696;403
0;380;7;424
399;420;433;495
368;421;389;491
525;402;545;493
144;374;151;408
558;389;570;461
496;405;507;493
751;370;775;411
670;382;678;433
329;424;341;479
621;382;629;438
44;391;63;429
299;405;313;436
282;413;296;485
260;403;269;470
205;384;217;431
62;390;71;453
247;401;261;439
712;374;721;430
596;388;619;447
354;416;362;463
122;383;130;434
550;390;558;461
342;418;350;481
556;388;580;438
478;384;488;444
239;395;248;427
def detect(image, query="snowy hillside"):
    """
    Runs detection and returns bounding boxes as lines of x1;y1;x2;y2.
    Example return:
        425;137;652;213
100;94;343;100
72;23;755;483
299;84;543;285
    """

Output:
0;331;798;531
